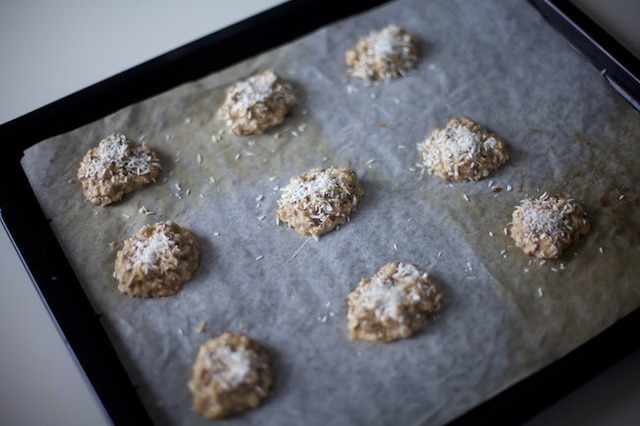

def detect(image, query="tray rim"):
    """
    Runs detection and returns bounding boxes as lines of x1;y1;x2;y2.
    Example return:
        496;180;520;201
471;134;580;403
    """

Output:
529;0;640;111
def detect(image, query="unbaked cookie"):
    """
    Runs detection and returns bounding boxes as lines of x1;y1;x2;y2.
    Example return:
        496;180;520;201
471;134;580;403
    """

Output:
345;25;419;81
114;221;199;297
347;262;441;343
188;332;273;420
77;133;161;206
511;193;590;259
217;69;296;135
276;167;364;238
419;117;509;182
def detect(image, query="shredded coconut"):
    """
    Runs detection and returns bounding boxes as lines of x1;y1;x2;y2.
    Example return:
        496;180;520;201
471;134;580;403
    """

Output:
234;71;278;109
77;133;161;206
281;170;341;220
130;231;178;267
277;167;363;236
418;118;509;182
348;262;441;343
218;69;295;135
346;25;419;81
204;346;253;388
516;193;576;243
511;194;590;259
78;134;159;180
114;221;200;298
358;263;430;321
369;25;404;56
188;332;273;419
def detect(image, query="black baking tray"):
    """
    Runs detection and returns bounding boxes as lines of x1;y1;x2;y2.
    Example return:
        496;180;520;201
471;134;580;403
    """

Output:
529;0;640;112
0;0;638;424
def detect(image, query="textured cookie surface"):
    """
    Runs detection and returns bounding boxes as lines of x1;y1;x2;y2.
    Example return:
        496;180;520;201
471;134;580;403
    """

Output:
348;262;441;343
346;24;419;81
217;69;296;135
188;332;273;419
419;117;509;182
277;167;364;237
77;133;161;206
114;221;199;297
511;193;590;259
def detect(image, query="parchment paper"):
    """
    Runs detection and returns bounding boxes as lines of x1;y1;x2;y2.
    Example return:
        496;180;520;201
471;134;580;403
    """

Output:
21;0;640;424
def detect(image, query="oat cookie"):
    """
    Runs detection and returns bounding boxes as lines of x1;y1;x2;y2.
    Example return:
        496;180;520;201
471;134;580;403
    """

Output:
277;167;364;238
188;332;273;420
347;262;441;343
345;24;419;81
511;193;590;259
77;133;161;206
419;117;509;182
217;69;296;135
114;221;199;297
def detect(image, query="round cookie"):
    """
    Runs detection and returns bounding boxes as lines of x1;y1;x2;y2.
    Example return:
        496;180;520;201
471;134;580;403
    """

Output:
418;117;509;182
77;133;161;206
345;24;419;81
511;193;590;259
188;332;273;420
217;69;296;135
276;167;364;238
114;221;199;297
347;262;441;343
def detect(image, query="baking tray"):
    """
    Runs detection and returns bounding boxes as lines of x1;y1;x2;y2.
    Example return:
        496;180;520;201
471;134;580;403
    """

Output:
530;0;640;111
1;0;638;425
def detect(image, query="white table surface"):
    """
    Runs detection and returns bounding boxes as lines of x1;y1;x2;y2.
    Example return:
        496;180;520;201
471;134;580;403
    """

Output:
1;1;638;425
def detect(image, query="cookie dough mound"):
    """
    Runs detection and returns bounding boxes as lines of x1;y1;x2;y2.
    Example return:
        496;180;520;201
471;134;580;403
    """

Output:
217;69;296;135
188;332;273;420
277;167;364;237
77;133;161;206
511;193;590;259
419;117;509;182
114;221;199;297
345;24;419;81
347;262;441;343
